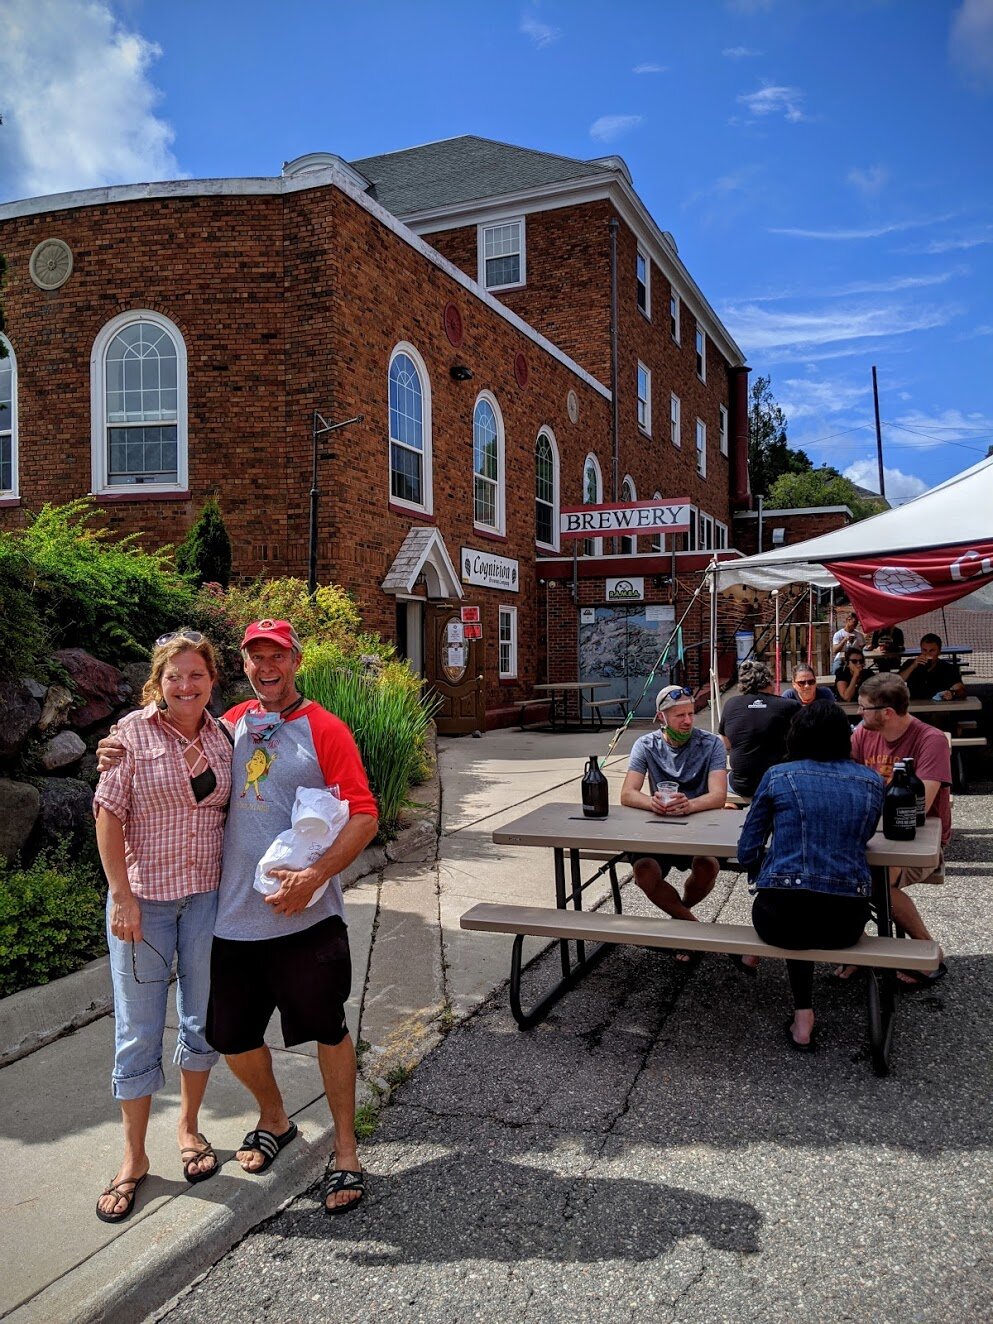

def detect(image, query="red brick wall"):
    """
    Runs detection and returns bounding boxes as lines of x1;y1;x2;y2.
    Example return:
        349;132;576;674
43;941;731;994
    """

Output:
732;509;851;557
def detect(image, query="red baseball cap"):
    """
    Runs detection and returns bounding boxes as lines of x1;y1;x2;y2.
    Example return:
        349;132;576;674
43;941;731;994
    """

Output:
240;619;302;652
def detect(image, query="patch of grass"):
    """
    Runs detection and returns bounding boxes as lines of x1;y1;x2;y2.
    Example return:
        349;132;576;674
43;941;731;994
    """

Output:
353;1102;379;1141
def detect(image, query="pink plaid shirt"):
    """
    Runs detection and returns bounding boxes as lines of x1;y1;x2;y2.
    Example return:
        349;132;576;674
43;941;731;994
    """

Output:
93;702;233;901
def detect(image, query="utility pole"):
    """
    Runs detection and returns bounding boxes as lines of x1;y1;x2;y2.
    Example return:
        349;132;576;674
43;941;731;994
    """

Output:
309;411;364;596
871;365;886;499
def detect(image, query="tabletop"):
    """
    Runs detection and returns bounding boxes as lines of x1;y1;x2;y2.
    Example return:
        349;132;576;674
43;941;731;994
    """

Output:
493;801;941;870
838;696;981;717
534;681;611;693
865;646;973;659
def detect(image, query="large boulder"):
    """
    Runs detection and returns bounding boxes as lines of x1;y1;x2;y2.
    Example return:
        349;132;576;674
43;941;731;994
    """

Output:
0;681;43;759
0;779;41;863
53;649;130;730
37;684;74;733
33;778;95;859
38;730;87;773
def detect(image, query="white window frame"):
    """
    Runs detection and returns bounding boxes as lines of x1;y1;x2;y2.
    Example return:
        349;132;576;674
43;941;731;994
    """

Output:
637;361;652;435
620;474;637;554
696;418;707;477
472;390;506;535
699;512;715;551
498;605;518;679
670;292;680;343
582;452;604;557
534;426;560;552
687;506;698;551
695;325;706;382
477;217;526;292
651;489;666;552
719;404;729;457
0;335;18;498
90;309;188;496
636;248;650;317
715;520;728;549
388;341;433;515
670;392;681;448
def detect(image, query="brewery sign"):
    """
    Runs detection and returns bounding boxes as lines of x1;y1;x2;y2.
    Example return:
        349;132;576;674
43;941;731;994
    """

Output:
461;547;519;592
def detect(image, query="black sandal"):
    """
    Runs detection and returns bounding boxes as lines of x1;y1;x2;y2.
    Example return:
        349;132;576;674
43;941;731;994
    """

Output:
324;1168;365;1216
238;1121;298;1174
181;1134;218;1185
95;1172;147;1223
728;953;759;978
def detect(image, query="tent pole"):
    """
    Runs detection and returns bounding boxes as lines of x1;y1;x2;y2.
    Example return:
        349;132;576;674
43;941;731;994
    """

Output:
807;586;814;665
773;590;781;690
708;560;719;732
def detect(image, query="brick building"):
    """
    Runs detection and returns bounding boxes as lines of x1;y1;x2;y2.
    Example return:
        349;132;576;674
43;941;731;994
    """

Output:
0;137;750;730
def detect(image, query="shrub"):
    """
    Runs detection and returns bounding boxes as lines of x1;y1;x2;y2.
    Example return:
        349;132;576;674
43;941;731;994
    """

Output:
298;644;439;836
222;577;364;648
0;539;50;676
0;849;107;997
175;495;233;589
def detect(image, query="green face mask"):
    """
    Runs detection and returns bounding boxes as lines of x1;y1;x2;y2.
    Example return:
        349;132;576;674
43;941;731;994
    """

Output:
664;721;692;745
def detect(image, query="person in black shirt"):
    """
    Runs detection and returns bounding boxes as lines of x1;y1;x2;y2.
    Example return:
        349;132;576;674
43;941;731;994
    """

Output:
869;624;904;672
835;644;877;702
899;633;965;701
719;660;795;798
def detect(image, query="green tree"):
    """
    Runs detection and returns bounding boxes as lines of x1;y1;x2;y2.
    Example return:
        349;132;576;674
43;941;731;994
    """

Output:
748;374;811;497
768;467;886;522
175;495;232;588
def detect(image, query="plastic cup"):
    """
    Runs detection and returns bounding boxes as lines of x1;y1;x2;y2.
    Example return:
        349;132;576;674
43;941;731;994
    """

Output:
657;781;679;806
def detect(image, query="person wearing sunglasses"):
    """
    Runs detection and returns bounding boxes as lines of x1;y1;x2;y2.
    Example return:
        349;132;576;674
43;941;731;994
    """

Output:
620;684;728;961
781;663;836;706
834;645;877;703
93;631;233;1222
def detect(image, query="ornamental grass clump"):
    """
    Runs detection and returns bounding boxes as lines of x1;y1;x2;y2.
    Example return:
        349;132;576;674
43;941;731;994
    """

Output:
298;648;438;837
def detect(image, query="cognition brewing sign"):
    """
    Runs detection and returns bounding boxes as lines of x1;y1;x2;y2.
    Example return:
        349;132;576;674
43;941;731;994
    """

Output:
560;499;691;539
461;548;519;592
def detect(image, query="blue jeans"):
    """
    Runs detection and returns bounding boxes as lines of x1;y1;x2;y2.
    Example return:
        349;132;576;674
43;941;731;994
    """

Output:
107;890;219;1100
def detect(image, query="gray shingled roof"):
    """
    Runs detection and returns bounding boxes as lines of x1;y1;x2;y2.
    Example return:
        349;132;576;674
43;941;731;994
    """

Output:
350;135;614;217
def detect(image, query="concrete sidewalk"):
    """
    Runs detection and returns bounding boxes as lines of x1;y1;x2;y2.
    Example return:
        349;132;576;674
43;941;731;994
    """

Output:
0;725;638;1324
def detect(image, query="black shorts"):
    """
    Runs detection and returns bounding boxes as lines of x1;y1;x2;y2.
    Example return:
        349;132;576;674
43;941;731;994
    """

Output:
626;852;694;876
207;915;351;1053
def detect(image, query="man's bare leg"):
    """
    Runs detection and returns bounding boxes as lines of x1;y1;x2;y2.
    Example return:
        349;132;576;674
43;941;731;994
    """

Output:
318;1035;362;1211
682;856;719;908
225;1046;291;1172
632;858;694;921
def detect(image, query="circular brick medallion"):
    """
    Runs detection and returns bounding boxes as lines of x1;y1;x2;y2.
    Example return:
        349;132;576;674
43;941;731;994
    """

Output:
567;389;579;424
443;302;464;347
30;238;73;290
514;351;529;388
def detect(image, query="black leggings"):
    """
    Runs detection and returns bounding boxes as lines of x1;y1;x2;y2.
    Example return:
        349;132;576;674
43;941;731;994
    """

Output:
751;889;871;1010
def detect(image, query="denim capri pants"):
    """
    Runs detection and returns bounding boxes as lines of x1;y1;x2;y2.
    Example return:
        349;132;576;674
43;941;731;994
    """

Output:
106;890;219;1100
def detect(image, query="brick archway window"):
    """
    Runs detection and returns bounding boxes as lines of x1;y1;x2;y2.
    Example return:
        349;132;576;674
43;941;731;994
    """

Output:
0;335;17;497
620;474;637;555
90;310;188;495
388;343;433;514
582;452;603;557
473;392;505;534
534;429;559;550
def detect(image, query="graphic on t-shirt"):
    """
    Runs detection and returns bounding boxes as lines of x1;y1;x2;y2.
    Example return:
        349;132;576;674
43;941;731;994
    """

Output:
242;746;275;800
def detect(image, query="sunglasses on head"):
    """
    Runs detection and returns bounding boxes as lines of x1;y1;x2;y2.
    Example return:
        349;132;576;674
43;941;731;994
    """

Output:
156;629;205;647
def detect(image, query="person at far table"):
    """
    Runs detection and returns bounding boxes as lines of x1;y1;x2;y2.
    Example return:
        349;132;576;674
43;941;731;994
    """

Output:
831;611;866;674
839;673;951;988
869;624;905;672
719;660;794;799
834;645;877;703
620;685;727;963
781;663;835;706
899;633;966;701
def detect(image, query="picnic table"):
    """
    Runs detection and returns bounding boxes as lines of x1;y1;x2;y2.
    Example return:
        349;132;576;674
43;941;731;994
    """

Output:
463;802;941;1075
533;680;612;729
838;696;981;721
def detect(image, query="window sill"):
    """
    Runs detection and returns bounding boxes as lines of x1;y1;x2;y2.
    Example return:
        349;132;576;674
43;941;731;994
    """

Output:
92;489;190;503
389;502;436;523
638;426;652;439
498;675;519;685
485;281;526;294
0;495;22;508
473;527;508;544
637;306;651;322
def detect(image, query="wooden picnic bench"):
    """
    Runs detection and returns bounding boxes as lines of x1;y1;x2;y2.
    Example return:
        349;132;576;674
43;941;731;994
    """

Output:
584;696;629;729
518;698;554;730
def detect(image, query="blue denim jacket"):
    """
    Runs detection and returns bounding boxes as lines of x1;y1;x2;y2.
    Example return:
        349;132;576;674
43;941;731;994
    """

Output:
736;759;885;898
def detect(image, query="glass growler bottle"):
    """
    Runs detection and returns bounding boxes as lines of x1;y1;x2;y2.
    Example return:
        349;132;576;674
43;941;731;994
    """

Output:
902;756;926;827
581;755;609;818
883;761;917;841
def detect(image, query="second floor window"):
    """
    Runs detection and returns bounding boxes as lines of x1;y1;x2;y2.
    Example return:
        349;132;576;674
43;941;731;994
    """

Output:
389;348;429;509
670;393;681;448
535;431;557;547
696;418;707;477
583;453;603;557
479;219;524;290
620;475;637;554
0;337;16;495
637;362;651;433
719;404;729;456
473;394;504;532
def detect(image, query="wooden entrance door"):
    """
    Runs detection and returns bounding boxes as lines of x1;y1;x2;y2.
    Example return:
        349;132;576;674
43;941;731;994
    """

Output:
426;604;485;735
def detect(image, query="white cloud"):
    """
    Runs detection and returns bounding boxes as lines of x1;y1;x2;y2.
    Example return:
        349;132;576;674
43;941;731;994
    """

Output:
0;0;181;200
721;301;957;354
843;460;927;501
633;62;667;74
976;324;993;335
589;114;644;143
779;376;869;420
912;229;993;253
847;164;889;197
737;83;807;123
723;46;761;58
770;215;953;240
949;0;993;86
886;408;993;450
520;13;561;48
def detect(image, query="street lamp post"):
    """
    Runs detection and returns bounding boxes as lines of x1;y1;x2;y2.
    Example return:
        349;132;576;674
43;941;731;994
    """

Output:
309;410;364;596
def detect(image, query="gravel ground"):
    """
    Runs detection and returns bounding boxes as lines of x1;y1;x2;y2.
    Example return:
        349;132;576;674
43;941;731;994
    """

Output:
158;777;993;1324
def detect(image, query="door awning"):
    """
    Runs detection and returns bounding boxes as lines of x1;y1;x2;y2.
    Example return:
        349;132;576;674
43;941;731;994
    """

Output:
382;526;463;599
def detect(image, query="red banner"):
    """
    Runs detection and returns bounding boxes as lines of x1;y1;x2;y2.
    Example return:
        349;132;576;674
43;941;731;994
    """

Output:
825;543;993;631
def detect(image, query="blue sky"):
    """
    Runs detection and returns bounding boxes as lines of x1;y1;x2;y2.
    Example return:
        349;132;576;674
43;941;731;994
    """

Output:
2;0;992;501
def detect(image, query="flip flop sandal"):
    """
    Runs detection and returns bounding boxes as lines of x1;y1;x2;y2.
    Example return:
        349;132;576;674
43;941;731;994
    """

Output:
728;953;759;978
895;961;948;991
783;1020;817;1054
673;950;702;968
324;1168;365;1217
238;1121;298;1174
95;1172;148;1224
181;1134;218;1185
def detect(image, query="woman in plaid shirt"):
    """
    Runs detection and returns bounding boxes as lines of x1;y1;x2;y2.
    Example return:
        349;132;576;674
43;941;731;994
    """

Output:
93;633;233;1222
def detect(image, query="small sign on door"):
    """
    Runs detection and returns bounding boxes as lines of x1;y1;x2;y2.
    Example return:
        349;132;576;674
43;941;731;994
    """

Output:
460;606;481;623
464;623;482;640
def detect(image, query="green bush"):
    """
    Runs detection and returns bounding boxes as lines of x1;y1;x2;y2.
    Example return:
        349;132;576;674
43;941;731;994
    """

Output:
298;644;438;836
0;539;51;677
0;850;107;997
222;577;365;648
175;495;232;589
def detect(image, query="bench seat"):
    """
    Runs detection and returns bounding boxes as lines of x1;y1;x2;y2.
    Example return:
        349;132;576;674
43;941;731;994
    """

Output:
584;697;629;728
518;698;553;730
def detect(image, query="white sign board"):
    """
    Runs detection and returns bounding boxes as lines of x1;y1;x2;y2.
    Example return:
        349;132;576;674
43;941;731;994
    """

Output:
560;500;691;539
606;577;645;602
646;605;676;623
461;547;519;592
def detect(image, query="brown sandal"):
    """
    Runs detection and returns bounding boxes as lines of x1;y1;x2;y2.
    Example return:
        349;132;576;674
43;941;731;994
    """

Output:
181;1134;218;1185
95;1172;147;1223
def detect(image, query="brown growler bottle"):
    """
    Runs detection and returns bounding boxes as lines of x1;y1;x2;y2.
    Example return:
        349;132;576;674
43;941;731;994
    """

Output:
581;755;609;818
883;761;917;841
902;756;926;827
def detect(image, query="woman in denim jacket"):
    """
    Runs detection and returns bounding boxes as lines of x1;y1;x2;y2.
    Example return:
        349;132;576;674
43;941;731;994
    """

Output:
736;702;885;1052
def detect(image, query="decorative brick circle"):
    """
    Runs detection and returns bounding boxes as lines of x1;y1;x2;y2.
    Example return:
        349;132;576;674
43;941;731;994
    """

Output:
443;302;464;347
514;351;529;388
29;238;73;291
567;389;579;424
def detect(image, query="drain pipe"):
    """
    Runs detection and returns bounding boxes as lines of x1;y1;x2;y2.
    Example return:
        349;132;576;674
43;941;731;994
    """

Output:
609;217;620;503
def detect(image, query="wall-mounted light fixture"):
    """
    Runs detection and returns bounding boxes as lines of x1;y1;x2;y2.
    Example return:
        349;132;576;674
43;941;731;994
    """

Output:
450;363;474;382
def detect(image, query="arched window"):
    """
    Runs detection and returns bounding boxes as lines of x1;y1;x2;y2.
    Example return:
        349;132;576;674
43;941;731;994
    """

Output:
0;336;17;497
534;428;559;550
651;489;665;552
473;392;505;533
389;343;433;512
582;453;603;557
620;474;637;555
90;311;187;494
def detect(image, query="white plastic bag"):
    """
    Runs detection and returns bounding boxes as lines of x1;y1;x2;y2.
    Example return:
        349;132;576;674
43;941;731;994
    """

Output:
253;788;350;908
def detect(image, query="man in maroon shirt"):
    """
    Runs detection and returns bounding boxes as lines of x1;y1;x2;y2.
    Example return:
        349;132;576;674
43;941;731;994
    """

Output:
847;673;951;987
